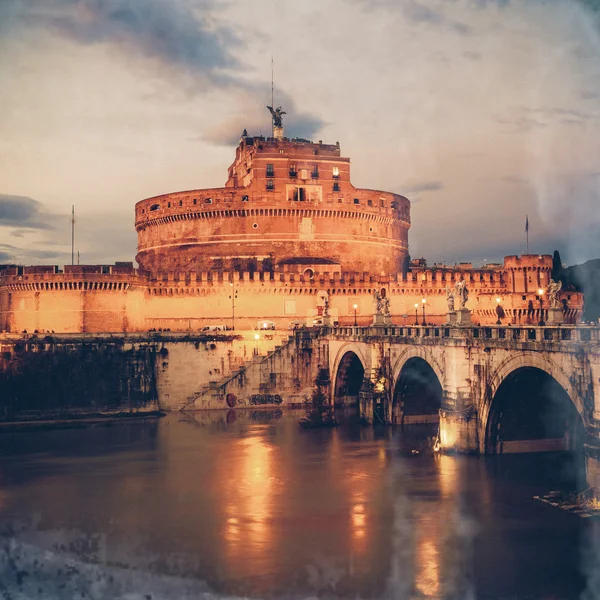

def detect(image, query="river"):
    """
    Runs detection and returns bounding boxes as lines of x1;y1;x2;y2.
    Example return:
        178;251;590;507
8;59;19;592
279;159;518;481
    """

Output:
0;409;597;599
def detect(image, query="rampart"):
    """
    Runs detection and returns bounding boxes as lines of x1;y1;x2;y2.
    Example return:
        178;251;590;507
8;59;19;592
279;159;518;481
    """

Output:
1;254;581;333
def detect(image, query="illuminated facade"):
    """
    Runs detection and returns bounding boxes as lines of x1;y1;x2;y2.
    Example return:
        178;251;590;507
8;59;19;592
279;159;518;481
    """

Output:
0;121;582;333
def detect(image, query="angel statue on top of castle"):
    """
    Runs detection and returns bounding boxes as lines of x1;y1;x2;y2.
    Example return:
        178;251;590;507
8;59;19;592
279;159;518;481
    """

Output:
267;106;286;128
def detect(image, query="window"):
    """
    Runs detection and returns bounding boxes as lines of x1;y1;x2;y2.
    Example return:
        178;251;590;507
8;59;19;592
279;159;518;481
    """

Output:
242;195;249;202
354;198;360;204
205;198;213;204
252;223;258;229
380;199;384;207
150;204;160;211
266;179;275;190
167;202;171;208
311;166;319;178
332;166;339;178
391;201;398;209
193;199;197;205
266;163;274;176
333;182;340;192
179;200;182;206
367;199;372;206
289;164;297;178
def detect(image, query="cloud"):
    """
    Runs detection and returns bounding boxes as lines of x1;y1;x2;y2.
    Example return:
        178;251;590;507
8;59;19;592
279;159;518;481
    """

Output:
402;181;444;194
402;1;472;35
0;0;243;88
0;194;62;230
201;91;326;146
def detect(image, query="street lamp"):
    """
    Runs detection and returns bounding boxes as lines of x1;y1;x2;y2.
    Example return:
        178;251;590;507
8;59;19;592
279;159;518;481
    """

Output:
537;288;545;326
496;297;502;325
414;303;419;326
229;282;237;331
421;297;426;326
353;303;358;326
253;332;260;355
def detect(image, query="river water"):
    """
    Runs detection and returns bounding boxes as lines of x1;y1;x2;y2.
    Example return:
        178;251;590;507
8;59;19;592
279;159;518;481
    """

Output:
0;409;598;599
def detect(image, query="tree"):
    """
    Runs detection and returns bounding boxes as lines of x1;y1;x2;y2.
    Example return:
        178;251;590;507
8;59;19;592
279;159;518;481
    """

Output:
401;254;411;276
552;250;563;281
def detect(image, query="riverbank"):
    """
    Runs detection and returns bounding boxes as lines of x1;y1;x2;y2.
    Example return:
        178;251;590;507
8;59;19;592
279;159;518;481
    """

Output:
0;410;166;433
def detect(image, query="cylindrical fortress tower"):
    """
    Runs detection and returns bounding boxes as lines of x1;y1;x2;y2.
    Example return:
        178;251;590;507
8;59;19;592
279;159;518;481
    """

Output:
135;133;410;274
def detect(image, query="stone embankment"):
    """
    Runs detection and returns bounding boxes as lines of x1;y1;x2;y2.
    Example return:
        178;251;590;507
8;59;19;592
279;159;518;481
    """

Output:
0;331;318;425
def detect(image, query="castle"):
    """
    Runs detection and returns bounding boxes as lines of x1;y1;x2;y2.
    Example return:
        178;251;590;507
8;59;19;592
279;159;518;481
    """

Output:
0;111;582;333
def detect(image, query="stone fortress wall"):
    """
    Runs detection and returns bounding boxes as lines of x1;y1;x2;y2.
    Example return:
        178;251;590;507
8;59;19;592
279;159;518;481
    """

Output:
135;136;410;274
0;254;582;333
0;125;583;334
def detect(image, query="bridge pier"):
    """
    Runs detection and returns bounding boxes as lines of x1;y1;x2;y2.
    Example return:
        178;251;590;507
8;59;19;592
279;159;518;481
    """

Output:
439;407;480;453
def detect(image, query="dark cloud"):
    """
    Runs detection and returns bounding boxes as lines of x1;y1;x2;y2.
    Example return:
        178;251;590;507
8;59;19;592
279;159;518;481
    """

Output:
0;0;242;87
402;181;444;194
402;1;472;35
0;194;61;230
201;92;325;146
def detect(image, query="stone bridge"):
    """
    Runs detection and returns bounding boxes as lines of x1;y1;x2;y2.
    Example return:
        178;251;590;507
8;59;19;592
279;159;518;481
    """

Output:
324;324;600;489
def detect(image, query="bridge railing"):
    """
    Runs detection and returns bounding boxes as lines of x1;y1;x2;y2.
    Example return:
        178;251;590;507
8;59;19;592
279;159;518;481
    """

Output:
327;324;600;344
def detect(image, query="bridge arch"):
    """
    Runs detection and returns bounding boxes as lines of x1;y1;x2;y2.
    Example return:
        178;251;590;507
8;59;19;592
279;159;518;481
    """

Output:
483;352;586;455
331;343;369;407
391;347;444;425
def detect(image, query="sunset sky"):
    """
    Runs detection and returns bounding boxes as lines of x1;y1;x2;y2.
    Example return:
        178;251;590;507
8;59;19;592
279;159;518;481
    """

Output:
1;0;599;268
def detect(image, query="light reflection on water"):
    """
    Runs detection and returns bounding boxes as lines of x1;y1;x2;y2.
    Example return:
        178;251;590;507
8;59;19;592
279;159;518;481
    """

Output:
0;409;592;599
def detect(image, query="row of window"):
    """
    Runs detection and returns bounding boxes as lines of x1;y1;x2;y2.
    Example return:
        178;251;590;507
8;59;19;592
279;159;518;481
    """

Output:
145;195;402;212
266;164;340;178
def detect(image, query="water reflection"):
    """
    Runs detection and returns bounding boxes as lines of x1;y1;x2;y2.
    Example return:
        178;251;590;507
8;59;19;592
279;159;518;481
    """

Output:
0;409;592;599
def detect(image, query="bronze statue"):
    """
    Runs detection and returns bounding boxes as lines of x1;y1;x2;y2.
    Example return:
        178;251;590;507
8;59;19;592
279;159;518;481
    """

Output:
267;105;286;128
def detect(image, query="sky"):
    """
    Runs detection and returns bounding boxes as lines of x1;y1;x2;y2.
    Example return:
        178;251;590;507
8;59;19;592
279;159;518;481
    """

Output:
1;0;600;268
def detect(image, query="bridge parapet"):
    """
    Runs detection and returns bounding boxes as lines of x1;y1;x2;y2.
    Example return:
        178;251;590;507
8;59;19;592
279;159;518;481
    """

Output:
324;324;600;347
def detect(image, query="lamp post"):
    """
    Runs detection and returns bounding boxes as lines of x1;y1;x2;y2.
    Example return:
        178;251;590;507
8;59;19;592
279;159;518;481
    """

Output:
253;332;260;356
414;303;419;326
537;288;545;326
421;297;426;326
229;282;237;331
353;303;358;326
496;297;502;325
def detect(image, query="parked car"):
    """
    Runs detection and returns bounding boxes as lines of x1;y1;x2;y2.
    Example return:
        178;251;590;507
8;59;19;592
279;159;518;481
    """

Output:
256;320;276;330
288;320;306;330
201;325;225;332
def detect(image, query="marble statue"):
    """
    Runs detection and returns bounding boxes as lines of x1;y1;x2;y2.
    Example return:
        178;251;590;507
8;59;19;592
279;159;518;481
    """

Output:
455;279;469;309
446;287;455;312
547;279;562;309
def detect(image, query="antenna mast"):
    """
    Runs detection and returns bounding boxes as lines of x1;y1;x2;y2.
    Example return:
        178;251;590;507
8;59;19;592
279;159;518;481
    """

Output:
71;205;75;266
271;54;274;136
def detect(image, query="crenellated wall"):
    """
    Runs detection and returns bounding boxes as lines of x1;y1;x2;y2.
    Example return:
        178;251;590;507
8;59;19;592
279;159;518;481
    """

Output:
0;255;583;333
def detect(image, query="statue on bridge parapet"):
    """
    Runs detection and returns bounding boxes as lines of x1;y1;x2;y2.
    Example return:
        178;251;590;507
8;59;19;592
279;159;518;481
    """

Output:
547;279;563;309
546;279;564;324
454;279;472;325
372;289;391;326
446;287;455;312
455;279;469;309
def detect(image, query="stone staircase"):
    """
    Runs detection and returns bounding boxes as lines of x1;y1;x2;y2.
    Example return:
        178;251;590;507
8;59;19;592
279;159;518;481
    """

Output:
180;335;296;411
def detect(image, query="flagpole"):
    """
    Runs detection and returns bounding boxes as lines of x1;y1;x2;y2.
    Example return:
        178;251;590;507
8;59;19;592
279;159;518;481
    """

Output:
526;214;529;255
71;205;75;266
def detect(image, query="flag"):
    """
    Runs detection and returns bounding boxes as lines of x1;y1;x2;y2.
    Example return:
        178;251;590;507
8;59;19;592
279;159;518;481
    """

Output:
525;215;529;233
